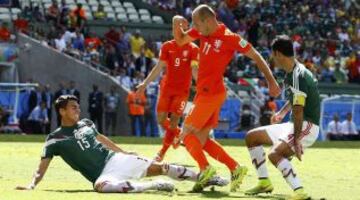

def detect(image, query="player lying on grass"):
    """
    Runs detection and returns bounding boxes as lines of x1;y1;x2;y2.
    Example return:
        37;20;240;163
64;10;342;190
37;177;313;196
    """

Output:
136;19;199;162
244;35;320;200
16;95;228;193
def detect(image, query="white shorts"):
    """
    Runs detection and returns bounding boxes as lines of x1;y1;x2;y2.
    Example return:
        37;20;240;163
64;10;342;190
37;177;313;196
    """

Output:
95;153;153;185
262;121;319;152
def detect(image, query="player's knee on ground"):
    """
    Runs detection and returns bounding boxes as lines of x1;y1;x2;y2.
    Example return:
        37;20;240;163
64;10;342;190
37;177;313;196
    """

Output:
94;181;134;193
146;163;163;176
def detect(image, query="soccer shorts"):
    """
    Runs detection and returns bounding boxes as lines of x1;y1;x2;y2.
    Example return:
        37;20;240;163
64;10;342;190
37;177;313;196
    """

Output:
261;121;319;153
157;90;188;116
95;153;153;185
184;92;226;130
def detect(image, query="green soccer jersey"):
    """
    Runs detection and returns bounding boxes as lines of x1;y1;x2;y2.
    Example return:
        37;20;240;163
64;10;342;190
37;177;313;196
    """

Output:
41;119;114;183
284;61;320;125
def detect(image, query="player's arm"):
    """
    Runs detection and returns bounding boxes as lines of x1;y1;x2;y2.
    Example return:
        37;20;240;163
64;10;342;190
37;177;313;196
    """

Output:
292;89;307;161
173;15;196;46
271;101;291;124
136;60;166;94
192;65;198;82
16;158;52;190
96;134;135;155
244;47;281;97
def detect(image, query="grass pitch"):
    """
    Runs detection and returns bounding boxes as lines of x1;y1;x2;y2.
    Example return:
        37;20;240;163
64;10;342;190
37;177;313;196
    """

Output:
0;135;359;200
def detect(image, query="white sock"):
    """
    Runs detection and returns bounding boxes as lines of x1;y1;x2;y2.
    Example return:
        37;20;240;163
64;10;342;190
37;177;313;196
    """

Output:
276;158;302;190
96;180;157;193
249;146;269;179
162;164;198;181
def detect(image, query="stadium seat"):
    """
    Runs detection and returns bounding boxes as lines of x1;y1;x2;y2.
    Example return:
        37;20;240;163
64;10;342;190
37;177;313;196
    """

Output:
128;14;140;23
11;14;18;20
11;8;22;15
0;13;11;21
67;0;75;4
117;13;128;22
111;1;122;7
138;8;150;15
114;7;125;14
43;3;52;9
68;4;77;10
76;0;87;4
41;0;52;3
152;15;164;24
85;11;93;20
107;12;116;20
123;1;134;8
91;6;98;12
126;7;137;14
104;6;114;13
88;0;98;6
0;8;10;14
99;0;110;6
140;14;151;23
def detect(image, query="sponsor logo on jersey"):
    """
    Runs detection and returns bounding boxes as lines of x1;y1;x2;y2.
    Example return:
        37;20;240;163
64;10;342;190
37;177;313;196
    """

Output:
183;50;189;57
74;126;91;139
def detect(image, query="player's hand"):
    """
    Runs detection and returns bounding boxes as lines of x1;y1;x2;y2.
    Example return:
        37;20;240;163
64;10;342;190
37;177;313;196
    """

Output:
270;112;283;124
268;81;281;97
294;140;303;161
15;185;33;190
136;82;146;94
125;151;138;156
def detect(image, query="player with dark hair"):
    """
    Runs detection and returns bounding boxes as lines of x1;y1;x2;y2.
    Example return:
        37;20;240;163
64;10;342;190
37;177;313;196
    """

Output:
244;35;320;200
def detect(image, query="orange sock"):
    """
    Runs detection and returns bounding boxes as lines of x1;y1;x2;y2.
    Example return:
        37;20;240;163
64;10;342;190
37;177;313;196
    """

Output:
203;138;238;171
161;118;170;130
183;134;209;171
159;128;176;155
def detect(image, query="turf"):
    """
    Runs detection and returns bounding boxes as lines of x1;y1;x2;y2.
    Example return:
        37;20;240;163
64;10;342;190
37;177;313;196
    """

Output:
0;135;359;200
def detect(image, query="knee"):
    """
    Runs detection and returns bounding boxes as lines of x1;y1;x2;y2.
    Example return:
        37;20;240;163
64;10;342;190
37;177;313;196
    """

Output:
245;129;257;146
146;163;163;176
169;120;178;130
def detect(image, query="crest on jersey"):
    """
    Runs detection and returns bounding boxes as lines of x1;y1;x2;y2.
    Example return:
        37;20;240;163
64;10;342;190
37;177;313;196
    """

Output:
74;127;90;139
239;38;248;48
183;50;189;57
214;40;222;52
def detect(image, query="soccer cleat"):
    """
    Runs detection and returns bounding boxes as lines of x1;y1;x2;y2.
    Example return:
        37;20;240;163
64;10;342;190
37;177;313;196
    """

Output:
245;179;274;195
192;165;217;192
154;152;165;162
204;175;230;187
288;188;311;200
155;180;175;192
230;166;248;192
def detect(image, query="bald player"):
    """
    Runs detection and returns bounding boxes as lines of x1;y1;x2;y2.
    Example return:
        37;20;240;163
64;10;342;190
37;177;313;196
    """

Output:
172;5;281;192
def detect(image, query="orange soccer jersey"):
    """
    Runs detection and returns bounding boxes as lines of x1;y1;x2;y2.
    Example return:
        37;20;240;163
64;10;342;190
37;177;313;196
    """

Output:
157;40;199;115
185;24;252;129
188;24;252;96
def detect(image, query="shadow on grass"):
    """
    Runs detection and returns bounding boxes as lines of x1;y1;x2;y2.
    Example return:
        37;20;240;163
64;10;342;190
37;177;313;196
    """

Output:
44;189;94;193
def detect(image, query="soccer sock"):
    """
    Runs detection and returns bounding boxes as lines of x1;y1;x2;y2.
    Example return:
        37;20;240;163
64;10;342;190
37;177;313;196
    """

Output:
159;128;176;155
162;163;198;181
203;138;238;171
95;180;156;193
183;134;209;171
276;158;302;190
161;118;170;130
248;146;269;179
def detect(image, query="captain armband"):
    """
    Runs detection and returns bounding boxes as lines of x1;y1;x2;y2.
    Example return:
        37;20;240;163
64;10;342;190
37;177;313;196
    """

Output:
293;92;306;106
191;60;199;68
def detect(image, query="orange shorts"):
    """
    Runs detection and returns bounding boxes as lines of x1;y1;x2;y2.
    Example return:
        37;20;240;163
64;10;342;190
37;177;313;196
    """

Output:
184;92;226;130
157;90;189;116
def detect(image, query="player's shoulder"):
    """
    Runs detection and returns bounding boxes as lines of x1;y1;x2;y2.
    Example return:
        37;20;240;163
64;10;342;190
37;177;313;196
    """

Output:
295;61;314;80
188;42;199;49
78;118;96;128
162;40;175;47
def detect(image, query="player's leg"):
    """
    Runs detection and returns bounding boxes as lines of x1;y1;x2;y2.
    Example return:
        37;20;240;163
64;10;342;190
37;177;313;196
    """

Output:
268;142;309;200
95;178;174;193
244;125;279;195
155;93;172;161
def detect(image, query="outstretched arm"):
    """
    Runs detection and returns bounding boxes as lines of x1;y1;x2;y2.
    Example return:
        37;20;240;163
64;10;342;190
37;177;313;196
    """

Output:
136;60;166;94
244;47;281;97
96;134;135;154
173;15;196;46
16;158;52;190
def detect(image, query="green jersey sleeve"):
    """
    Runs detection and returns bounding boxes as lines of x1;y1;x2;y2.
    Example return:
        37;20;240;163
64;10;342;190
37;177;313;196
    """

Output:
41;135;59;159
